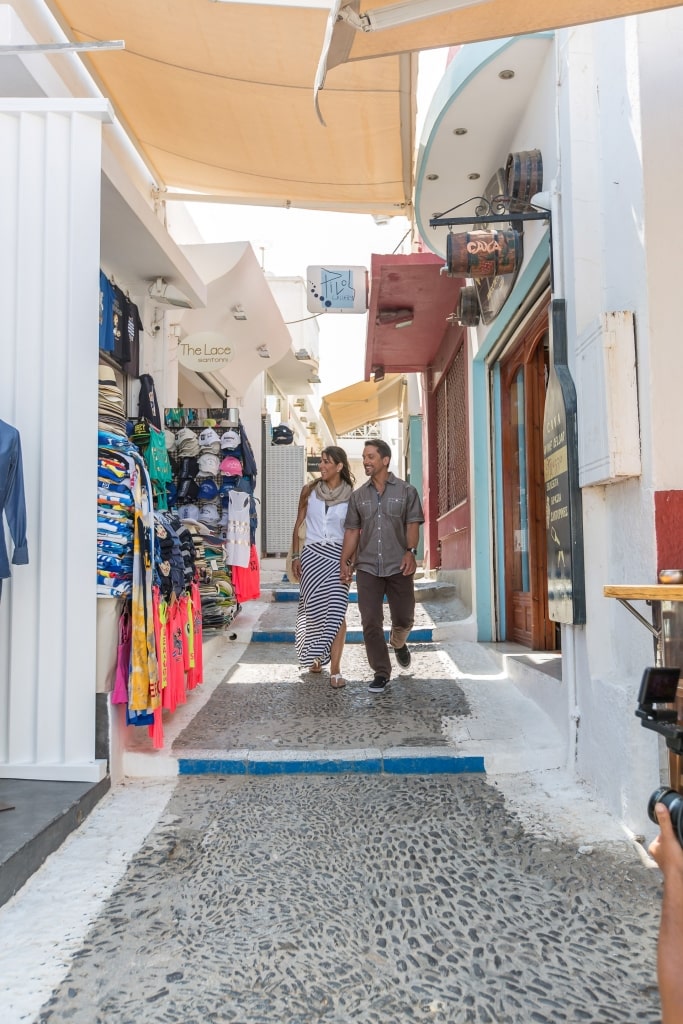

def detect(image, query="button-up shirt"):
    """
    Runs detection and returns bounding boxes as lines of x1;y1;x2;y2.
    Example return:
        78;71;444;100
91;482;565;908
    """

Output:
0;420;29;581
344;472;423;577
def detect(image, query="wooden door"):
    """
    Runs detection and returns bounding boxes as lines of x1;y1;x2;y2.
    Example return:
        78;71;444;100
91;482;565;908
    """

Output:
500;310;557;650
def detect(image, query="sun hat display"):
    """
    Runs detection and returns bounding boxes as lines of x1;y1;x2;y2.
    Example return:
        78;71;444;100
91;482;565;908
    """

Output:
220;429;240;450
197;479;219;501
220;454;243;477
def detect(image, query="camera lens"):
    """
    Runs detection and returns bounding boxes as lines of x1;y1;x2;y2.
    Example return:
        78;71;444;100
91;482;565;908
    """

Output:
648;786;683;846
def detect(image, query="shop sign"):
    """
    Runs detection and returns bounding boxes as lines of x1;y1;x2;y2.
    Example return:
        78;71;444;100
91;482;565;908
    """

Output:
306;265;368;314
177;331;234;371
307;456;321;474
543;300;585;625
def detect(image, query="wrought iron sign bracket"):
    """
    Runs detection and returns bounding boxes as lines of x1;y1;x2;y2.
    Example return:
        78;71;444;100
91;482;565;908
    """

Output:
429;211;550;228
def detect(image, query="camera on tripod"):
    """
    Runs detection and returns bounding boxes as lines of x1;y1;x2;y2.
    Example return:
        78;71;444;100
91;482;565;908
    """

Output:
636;666;683;846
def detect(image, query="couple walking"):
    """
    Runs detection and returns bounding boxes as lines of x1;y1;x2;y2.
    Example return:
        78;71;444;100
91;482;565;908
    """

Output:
291;439;424;692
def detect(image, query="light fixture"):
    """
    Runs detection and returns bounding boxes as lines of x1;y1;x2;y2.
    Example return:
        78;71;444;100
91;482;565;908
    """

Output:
453;128;468;136
231;304;247;321
468;172;480;180
377;307;413;328
307;374;321;384
256;344;270;358
426;173;439;181
499;69;515;80
295;348;312;360
338;0;493;33
147;277;192;309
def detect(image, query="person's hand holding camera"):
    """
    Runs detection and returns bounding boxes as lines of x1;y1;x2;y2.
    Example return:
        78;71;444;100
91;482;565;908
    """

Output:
649;802;683;878
649;802;683;1024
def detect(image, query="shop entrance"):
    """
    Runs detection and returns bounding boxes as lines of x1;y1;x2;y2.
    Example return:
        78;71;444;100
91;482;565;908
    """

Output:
500;307;558;650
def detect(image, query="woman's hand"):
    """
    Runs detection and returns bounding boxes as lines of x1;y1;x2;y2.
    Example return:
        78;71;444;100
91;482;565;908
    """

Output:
293;556;302;581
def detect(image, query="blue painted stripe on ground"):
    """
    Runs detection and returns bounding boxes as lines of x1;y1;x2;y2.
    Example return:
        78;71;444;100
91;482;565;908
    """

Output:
248;757;383;775
179;758;247;775
177;753;484;777
251;627;433;644
274;590;362;603
383;754;485;775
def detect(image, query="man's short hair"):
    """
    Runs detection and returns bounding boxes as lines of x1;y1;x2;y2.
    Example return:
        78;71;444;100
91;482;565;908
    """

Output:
364;439;392;462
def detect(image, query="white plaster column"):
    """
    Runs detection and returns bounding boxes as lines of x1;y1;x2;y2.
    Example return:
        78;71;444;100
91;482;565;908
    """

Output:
0;99;111;782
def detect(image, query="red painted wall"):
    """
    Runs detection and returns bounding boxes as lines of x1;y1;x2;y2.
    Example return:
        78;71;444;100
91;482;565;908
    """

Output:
655;490;683;570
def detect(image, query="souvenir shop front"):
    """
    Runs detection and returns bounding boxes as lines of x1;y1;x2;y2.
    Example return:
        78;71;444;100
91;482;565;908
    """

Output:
96;305;262;759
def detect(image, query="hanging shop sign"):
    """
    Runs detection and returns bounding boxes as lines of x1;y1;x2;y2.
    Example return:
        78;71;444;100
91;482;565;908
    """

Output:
177;331;234;371
306;265;368;314
543;299;586;625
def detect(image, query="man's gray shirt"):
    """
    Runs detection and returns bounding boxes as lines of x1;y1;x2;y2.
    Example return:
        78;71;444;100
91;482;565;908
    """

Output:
344;473;424;577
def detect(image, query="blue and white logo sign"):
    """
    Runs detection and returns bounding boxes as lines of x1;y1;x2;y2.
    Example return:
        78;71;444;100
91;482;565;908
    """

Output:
306;265;368;314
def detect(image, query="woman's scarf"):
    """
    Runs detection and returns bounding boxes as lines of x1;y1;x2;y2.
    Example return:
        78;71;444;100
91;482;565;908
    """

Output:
315;478;353;507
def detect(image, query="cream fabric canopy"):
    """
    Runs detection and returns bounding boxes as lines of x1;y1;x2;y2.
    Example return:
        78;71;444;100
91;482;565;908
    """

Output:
320;374;404;436
47;0;415;215
320;0;683;77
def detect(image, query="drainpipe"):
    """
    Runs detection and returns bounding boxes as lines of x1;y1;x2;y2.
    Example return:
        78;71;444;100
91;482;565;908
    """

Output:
549;33;580;773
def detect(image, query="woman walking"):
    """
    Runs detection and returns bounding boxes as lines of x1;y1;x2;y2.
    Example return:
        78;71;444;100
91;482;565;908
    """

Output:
291;446;354;688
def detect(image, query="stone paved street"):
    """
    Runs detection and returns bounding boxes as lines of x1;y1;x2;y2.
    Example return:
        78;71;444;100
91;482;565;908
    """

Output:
0;580;668;1023
27;774;663;1024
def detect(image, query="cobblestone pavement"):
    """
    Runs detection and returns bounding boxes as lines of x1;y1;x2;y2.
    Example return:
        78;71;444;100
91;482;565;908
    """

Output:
32;773;662;1024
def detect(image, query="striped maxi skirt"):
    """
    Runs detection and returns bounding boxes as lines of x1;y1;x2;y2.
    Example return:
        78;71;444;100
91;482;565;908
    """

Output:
295;542;350;668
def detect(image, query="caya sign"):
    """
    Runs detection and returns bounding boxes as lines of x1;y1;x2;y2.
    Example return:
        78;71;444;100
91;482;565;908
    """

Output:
177;331;233;371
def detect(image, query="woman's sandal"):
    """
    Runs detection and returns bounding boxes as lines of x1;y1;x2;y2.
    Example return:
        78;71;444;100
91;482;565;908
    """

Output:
330;674;346;689
310;659;323;673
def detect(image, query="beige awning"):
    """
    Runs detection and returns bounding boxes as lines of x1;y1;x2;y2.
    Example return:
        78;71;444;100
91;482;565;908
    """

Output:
47;0;415;215
318;0;682;82
320;374;404;436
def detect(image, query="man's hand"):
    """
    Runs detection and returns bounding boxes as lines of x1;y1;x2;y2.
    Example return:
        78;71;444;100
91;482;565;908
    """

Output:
340;559;354;583
400;550;417;576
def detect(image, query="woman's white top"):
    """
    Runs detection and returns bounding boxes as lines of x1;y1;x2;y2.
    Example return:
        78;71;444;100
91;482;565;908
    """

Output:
304;491;348;546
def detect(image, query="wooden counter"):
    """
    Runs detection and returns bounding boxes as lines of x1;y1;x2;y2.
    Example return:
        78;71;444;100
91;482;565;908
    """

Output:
604;584;683;601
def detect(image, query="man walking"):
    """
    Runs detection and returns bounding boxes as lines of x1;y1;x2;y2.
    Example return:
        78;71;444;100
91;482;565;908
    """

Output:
340;439;424;693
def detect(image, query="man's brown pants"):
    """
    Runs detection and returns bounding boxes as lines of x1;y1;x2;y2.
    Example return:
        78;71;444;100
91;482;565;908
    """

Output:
356;569;415;680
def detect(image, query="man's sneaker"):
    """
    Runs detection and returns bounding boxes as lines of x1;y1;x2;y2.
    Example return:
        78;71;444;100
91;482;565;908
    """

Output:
394;644;412;669
368;676;389;693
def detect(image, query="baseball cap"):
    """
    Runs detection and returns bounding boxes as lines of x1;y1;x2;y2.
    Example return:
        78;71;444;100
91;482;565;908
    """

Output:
220;455;243;477
198;479;219;501
199;427;220;448
178;478;199;501
198;453;220;477
220;429;240;450
178;503;200;521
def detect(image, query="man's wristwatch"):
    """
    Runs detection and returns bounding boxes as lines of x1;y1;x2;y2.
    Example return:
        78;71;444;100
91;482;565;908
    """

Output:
406;548;418;556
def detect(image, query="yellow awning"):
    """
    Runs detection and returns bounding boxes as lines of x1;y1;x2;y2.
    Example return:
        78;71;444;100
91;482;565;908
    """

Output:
47;0;415;215
320;374;404;436
319;0;682;80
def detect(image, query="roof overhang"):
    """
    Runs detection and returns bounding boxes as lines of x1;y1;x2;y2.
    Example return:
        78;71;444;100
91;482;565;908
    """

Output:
318;0;682;79
177;242;293;400
320;373;404;435
46;0;416;215
365;252;464;378
415;33;553;261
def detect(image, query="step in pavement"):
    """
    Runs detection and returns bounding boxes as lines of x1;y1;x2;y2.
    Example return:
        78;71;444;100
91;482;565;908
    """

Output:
122;598;566;781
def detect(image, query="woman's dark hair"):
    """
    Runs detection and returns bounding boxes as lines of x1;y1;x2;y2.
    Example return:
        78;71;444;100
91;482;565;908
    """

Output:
363;438;392;462
321;445;355;487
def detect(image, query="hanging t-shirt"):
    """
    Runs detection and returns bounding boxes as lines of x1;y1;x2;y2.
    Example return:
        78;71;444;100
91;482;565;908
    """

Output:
224;491;251;568
99;271;115;352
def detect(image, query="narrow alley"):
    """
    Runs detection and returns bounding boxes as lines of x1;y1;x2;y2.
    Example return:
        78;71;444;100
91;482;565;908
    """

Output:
0;571;665;1024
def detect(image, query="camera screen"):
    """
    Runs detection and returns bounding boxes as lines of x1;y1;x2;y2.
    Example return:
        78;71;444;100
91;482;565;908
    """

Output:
638;667;681;705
